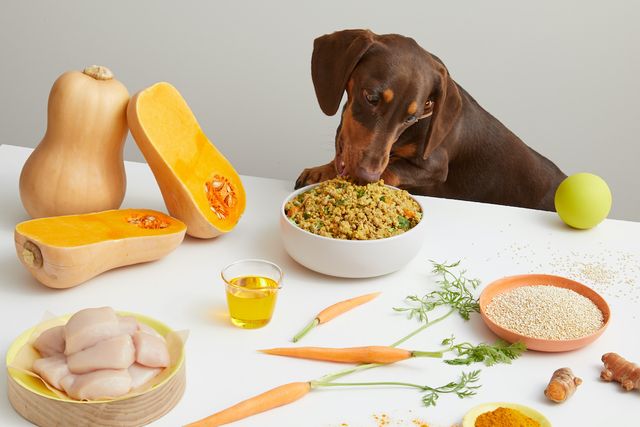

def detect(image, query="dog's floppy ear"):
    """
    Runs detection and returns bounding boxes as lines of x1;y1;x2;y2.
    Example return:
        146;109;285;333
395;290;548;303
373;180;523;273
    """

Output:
312;29;376;116
423;57;463;159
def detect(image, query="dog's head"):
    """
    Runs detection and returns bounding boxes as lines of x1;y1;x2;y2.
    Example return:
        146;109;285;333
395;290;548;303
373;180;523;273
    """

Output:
312;29;462;183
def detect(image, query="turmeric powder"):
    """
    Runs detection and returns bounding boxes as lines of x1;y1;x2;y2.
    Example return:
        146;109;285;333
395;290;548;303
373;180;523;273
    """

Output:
474;407;540;427
544;367;582;403
601;352;640;391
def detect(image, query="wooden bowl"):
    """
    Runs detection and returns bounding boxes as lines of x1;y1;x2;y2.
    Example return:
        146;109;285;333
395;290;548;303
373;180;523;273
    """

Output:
479;274;610;352
6;312;186;427
462;402;551;427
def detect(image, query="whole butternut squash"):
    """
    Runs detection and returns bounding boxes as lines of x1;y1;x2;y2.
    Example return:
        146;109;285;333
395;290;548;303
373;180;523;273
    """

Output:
127;82;246;238
19;65;129;218
15;209;186;289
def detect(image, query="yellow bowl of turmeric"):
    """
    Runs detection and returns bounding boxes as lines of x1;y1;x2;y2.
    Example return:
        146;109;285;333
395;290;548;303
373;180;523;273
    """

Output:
462;402;551;427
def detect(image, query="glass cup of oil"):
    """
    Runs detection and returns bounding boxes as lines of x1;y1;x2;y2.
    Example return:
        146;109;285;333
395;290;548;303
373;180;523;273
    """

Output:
221;259;283;329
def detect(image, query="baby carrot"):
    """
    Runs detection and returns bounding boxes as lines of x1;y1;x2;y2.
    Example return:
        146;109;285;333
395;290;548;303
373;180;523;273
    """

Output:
292;291;381;342
260;346;443;364
184;381;311;427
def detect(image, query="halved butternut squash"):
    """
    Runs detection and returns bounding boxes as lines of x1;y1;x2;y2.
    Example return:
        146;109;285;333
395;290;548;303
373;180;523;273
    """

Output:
127;83;246;238
15;209;186;289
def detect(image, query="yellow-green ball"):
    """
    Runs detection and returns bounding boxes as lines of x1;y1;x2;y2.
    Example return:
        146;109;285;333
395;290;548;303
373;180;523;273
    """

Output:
555;173;612;229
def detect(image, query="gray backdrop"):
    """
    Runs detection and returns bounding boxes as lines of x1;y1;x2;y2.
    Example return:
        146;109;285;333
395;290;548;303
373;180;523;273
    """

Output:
1;0;638;220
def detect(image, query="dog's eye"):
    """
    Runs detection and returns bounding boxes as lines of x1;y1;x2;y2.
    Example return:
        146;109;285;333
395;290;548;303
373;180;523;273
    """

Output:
363;90;380;105
404;115;417;124
424;99;434;109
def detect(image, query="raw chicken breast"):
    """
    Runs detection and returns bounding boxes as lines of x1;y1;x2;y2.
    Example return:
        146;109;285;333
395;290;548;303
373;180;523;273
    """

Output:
67;335;135;374
118;315;139;336
59;374;76;393
128;363;162;389
65;307;120;355
133;331;170;368
32;354;70;390
61;369;132;400
138;322;163;338
33;325;65;357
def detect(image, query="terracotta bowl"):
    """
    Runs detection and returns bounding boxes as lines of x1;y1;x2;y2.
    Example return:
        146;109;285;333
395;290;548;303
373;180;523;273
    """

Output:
479;274;610;352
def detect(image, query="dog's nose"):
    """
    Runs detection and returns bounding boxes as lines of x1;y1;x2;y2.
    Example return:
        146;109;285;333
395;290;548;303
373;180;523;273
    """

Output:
354;167;382;183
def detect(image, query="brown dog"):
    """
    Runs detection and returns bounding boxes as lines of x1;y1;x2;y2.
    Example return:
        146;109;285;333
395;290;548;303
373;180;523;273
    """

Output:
295;29;566;211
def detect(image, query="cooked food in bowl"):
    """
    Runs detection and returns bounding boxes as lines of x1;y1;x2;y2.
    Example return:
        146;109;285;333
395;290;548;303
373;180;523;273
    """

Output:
284;178;422;240
279;181;427;277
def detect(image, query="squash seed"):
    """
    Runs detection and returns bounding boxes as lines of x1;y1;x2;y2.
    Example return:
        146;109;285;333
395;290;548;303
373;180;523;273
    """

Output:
127;214;169;229
205;175;238;219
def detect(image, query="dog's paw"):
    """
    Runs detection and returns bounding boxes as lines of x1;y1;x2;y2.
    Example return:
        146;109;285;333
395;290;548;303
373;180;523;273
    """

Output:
295;163;337;189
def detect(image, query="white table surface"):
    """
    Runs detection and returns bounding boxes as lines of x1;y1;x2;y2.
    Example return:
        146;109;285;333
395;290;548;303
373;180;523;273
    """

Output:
1;144;639;427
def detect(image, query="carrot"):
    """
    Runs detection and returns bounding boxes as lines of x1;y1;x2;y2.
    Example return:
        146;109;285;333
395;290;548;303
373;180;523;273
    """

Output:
403;209;416;219
292;291;381;342
286;206;299;218
261;346;414;364
184;381;311;427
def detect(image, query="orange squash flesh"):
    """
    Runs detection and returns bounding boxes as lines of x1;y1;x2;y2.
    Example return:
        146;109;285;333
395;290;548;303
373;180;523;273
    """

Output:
127;82;246;238
15;209;186;289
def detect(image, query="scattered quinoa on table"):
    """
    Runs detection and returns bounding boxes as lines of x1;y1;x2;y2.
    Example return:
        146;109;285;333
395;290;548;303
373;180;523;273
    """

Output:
485;285;604;340
285;178;422;240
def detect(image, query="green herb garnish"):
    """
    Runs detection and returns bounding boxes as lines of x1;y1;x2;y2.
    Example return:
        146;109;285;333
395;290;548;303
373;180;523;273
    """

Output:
393;261;480;324
441;336;526;366
312;370;480;409
421;370;481;407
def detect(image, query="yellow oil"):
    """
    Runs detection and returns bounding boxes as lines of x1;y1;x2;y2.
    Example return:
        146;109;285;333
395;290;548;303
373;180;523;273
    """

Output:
225;276;279;329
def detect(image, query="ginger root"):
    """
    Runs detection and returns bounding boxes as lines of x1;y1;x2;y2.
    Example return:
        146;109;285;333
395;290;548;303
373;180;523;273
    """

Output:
601;352;640;391
544;367;582;403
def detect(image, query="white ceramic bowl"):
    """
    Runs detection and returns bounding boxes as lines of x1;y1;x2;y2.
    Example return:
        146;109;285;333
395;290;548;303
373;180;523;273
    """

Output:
280;184;427;278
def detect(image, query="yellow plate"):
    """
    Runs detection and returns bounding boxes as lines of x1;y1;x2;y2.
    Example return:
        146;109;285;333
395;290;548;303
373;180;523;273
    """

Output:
5;311;184;404
463;402;551;427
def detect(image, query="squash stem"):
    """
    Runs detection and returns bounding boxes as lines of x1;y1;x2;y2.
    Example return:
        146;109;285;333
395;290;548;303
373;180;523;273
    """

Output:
83;65;113;80
21;241;43;268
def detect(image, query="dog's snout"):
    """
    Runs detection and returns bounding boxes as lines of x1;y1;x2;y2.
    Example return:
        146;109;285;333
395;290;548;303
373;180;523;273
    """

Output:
354;167;382;183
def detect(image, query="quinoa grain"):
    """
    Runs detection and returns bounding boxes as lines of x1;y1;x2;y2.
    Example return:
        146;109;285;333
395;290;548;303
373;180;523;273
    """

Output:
485;285;604;340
